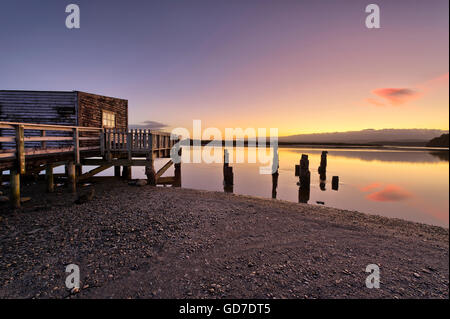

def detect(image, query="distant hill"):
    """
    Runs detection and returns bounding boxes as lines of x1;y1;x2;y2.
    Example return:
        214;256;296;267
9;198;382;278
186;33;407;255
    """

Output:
279;129;449;146
426;134;449;148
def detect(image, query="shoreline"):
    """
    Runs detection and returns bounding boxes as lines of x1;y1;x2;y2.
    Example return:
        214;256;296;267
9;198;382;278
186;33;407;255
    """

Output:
0;179;448;298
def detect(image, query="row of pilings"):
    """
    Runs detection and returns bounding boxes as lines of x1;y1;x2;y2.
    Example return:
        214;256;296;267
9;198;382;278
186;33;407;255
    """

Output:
221;149;339;204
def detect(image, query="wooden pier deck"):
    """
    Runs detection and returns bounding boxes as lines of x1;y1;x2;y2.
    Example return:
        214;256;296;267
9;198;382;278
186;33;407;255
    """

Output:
0;121;179;207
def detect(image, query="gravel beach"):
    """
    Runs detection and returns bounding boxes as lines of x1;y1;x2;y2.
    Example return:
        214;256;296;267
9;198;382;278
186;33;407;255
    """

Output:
0;178;448;299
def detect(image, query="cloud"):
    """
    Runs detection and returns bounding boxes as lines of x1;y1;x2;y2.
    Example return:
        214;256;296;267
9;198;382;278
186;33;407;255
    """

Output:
366;73;448;107
129;120;169;130
366;184;413;202
371;88;421;106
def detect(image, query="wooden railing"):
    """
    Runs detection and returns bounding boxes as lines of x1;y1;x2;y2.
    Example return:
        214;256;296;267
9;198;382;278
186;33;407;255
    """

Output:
102;128;176;158
0;122;178;173
0;121;102;173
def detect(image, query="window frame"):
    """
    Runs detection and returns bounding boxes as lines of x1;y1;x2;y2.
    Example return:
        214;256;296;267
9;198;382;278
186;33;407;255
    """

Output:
102;110;116;128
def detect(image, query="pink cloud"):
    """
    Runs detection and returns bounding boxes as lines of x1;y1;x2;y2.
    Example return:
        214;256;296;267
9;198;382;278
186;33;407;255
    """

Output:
366;184;413;202
372;88;421;106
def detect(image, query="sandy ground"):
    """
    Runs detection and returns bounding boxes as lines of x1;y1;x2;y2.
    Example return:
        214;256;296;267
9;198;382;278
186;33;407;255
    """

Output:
0;178;448;299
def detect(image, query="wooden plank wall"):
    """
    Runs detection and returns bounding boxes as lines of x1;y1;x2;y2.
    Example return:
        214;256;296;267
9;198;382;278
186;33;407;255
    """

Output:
0;91;78;149
77;91;128;130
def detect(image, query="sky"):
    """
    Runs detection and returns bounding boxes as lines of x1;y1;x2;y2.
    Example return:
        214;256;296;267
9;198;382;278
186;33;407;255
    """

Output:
0;0;448;136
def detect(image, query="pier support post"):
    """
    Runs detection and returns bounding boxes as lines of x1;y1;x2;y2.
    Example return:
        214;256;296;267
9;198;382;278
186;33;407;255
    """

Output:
114;166;121;177
67;162;76;193
10;169;20;208
46;165;54;193
75;165;82;178
122;166;132;180
145;157;156;186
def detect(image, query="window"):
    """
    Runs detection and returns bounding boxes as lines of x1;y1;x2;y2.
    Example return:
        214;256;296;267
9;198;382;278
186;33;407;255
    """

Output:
102;110;116;128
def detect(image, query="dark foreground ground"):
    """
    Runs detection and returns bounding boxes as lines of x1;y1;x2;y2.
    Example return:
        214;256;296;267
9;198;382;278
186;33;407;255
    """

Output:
0;178;448;299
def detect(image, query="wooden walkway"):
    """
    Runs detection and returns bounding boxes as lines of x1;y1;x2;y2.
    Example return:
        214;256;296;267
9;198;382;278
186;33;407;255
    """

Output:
0;121;179;207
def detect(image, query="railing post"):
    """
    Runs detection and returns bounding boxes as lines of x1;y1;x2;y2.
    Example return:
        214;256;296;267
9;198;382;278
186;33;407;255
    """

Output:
100;128;105;157
41;130;47;149
127;131;132;160
106;129;112;161
15;124;25;174
73;127;80;164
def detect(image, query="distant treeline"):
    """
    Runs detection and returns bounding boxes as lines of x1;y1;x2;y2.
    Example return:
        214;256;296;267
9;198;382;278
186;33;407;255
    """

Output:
182;139;431;147
427;134;449;148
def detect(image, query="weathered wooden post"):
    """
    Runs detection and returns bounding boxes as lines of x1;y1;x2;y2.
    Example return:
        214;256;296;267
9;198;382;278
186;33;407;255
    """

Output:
73;127;80;165
122;166;132;180
75;165;82;178
67;161;76;193
271;148;279;199
173;146;182;187
46;165;54;193
295;154;311;189
10;169;20;208
146;131;156;186
114;166;121;177
15;124;25;175
223;149;233;193
332;176;339;191
295;154;310;203
318;151;327;191
298;185;310;204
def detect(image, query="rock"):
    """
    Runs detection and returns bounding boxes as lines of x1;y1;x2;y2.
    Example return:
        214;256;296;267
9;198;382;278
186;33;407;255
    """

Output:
413;272;421;278
135;179;147;187
75;188;95;204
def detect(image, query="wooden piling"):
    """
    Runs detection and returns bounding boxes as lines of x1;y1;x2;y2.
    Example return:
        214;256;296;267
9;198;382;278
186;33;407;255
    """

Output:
173;147;182;187
10;169;20;208
223;149;233;191
46;165;54;193
145;156;156;186
297;154;311;189
122;166;132;180
67;161;76;193
272;148;279;199
332;176;339;191
114;166;121;177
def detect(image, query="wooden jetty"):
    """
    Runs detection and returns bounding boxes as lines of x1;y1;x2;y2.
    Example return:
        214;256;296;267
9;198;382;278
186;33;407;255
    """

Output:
0;121;178;207
0;89;179;207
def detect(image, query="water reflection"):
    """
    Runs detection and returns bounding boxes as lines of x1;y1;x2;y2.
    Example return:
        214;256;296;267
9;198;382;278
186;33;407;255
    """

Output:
101;146;448;227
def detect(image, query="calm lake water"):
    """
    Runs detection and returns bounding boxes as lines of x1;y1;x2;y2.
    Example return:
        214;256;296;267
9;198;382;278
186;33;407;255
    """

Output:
95;146;449;228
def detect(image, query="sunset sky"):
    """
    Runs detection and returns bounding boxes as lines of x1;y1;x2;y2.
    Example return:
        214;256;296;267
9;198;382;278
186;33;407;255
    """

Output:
1;0;448;136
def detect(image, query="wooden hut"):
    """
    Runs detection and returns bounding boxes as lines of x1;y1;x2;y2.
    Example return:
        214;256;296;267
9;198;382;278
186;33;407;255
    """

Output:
0;90;128;129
